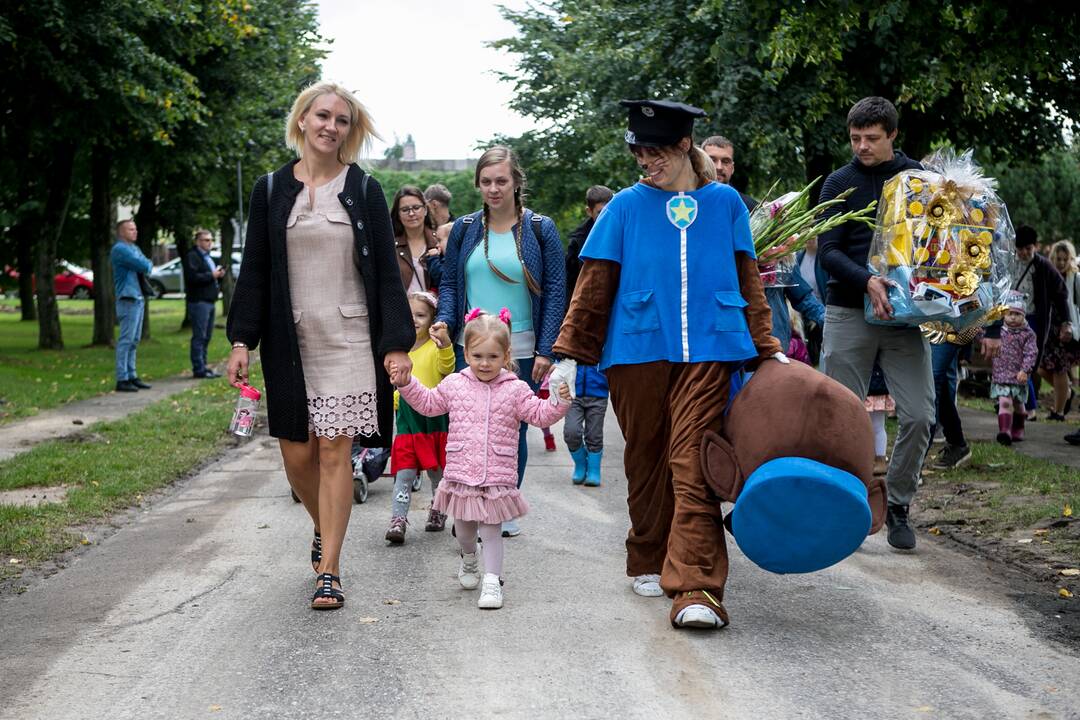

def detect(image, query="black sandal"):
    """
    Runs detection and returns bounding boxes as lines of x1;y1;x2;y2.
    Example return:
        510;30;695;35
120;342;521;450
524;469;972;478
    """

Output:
311;573;344;610
311;531;322;573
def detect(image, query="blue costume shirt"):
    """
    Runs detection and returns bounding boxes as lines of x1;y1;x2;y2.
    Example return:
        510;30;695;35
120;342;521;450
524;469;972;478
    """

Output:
581;182;757;370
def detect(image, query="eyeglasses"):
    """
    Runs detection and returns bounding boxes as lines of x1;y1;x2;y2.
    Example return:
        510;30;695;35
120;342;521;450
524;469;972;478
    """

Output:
399;205;426;215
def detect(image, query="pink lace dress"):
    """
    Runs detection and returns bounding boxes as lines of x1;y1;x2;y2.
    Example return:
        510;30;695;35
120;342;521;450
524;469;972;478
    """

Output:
286;166;379;439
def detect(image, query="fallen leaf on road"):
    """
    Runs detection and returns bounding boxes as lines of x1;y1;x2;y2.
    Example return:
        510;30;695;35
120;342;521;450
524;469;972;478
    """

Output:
915;706;933;713
256;523;270;529
79;537;91;545
383;599;401;605
1033;529;1049;536
1059;569;1080;576
9;558;21;565
1065;504;1073;518
1059;588;1074;598
72;419;83;425
928;527;942;536
358;617;379;624
209;706;222;712
1016;538;1033;544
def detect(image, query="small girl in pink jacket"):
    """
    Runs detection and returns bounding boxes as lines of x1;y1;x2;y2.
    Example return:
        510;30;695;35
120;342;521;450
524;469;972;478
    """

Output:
392;309;571;610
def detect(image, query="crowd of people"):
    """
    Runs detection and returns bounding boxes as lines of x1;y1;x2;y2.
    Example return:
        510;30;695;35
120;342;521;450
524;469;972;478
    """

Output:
204;81;1080;629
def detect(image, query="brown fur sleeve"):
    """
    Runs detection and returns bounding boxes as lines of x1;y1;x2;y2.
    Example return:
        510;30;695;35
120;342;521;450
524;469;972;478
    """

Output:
553;259;620;365
736;252;783;361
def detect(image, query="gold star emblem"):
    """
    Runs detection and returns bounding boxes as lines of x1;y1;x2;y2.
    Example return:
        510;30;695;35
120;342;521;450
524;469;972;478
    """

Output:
670;199;694;224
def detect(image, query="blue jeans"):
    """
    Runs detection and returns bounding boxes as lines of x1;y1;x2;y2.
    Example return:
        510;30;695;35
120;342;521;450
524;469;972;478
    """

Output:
930;342;966;447
188;301;215;375
454;345;540;488
115;297;145;381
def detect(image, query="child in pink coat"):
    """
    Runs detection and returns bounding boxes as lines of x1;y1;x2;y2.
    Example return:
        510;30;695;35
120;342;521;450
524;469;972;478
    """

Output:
392;309;571;610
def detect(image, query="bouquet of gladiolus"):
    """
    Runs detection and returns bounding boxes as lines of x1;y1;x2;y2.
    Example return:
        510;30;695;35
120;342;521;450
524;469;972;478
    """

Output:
751;178;878;287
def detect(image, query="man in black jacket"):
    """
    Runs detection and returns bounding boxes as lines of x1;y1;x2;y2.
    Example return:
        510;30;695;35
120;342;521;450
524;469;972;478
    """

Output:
818;97;934;551
564;185;613;308
184;229;225;378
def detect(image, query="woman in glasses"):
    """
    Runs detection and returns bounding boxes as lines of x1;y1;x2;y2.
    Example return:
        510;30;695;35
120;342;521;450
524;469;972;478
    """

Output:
391;185;443;293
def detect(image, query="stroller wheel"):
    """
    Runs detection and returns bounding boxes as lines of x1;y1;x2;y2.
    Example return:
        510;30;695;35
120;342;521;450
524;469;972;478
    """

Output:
353;476;369;504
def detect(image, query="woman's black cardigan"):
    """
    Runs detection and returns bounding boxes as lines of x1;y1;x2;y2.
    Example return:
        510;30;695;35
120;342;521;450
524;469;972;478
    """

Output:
227;161;413;444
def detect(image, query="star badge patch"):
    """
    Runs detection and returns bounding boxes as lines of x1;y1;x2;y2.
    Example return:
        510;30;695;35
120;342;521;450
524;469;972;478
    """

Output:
666;193;698;230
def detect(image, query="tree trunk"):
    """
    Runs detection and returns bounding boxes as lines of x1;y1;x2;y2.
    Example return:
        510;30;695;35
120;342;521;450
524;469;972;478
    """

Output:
134;181;160;340
175;224;193;329
219;215;236;317
15;225;36;321
89;145;116;346
35;143;78;350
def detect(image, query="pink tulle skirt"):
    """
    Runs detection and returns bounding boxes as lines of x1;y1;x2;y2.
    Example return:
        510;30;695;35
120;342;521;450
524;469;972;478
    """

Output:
433;480;529;524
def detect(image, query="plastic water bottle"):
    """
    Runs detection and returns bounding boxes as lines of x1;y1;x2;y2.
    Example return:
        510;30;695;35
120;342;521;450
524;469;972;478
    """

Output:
229;384;261;437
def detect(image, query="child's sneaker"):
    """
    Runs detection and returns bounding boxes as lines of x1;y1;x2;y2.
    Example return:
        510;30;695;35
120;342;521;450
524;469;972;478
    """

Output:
424;508;447;532
674;604;725;629
384;516;407;545
458;552;480;589
544;433;557;451
478;573;503;609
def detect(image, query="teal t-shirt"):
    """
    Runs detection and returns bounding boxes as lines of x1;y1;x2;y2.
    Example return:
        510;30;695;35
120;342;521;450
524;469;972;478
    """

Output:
464;230;534;334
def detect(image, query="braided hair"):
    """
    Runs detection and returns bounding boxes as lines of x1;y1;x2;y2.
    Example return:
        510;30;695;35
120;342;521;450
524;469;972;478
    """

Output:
476;145;542;296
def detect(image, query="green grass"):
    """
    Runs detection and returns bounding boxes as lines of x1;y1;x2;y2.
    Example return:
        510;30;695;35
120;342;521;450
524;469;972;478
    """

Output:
0;363;262;578
0;298;231;424
887;417;1079;558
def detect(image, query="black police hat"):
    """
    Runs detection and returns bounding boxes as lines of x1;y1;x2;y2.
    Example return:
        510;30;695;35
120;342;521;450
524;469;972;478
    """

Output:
620;99;707;147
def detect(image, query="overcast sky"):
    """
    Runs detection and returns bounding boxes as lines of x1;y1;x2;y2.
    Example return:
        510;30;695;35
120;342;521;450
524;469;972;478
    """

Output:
316;0;541;160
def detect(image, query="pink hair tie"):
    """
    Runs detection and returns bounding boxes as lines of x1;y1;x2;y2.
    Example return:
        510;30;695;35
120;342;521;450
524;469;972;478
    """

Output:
498;308;512;326
464;308;484;323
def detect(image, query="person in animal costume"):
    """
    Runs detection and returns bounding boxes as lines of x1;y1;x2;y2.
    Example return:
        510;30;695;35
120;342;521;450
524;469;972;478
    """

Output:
548;100;883;630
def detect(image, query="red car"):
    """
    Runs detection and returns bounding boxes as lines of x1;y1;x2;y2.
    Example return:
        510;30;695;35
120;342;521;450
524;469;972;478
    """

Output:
2;261;95;299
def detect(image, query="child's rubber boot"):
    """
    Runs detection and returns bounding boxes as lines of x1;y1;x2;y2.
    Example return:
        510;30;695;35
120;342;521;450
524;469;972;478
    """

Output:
584;449;603;487
1011;411;1026;442
570;447;588;485
996;412;1013;445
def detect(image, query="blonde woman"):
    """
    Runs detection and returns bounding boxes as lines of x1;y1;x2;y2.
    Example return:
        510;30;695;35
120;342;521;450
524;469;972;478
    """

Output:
431;145;565;537
227;82;414;610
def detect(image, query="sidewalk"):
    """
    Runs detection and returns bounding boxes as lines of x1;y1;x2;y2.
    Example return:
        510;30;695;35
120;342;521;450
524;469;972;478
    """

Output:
958;405;1080;470
0;377;203;461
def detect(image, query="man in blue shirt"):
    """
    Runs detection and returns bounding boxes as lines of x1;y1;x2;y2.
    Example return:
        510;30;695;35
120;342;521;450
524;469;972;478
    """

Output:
183;229;225;378
110;219;153;392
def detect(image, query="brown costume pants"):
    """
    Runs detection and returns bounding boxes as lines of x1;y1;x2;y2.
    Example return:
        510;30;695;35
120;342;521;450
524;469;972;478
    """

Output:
606;360;732;624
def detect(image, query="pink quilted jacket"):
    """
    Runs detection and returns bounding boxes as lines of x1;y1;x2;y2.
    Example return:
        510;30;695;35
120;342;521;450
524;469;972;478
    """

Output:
398;368;569;487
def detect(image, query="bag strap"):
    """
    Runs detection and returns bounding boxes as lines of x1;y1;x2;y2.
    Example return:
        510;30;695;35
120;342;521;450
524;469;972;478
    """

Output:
1012;259;1034;290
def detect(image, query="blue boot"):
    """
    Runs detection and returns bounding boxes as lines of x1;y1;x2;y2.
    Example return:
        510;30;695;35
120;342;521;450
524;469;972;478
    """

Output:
584;449;603;487
570;447;588;485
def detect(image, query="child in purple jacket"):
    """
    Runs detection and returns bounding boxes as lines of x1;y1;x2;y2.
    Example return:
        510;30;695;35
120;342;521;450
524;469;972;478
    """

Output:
991;298;1038;445
392;309;570;610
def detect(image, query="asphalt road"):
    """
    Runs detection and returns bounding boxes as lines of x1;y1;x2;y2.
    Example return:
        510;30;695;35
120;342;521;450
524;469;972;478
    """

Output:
2;412;1078;719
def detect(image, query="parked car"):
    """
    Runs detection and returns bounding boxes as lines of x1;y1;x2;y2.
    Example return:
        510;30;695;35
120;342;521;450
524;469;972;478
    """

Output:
148;252;241;298
55;261;94;299
2;260;94;299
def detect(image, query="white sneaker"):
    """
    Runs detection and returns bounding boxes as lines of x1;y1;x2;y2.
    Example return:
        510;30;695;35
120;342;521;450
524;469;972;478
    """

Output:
458;552;480;590
478;573;503;609
632;574;663;597
674;604;725;629
501;519;520;537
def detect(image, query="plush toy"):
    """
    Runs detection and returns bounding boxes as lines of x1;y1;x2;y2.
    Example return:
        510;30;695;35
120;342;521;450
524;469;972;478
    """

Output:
701;359;887;574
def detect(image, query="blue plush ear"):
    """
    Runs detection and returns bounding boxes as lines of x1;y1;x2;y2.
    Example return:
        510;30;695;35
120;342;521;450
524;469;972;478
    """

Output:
730;457;872;574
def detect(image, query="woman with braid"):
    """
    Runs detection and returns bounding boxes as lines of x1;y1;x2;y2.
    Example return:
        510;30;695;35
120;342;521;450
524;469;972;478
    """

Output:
432;145;566;537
